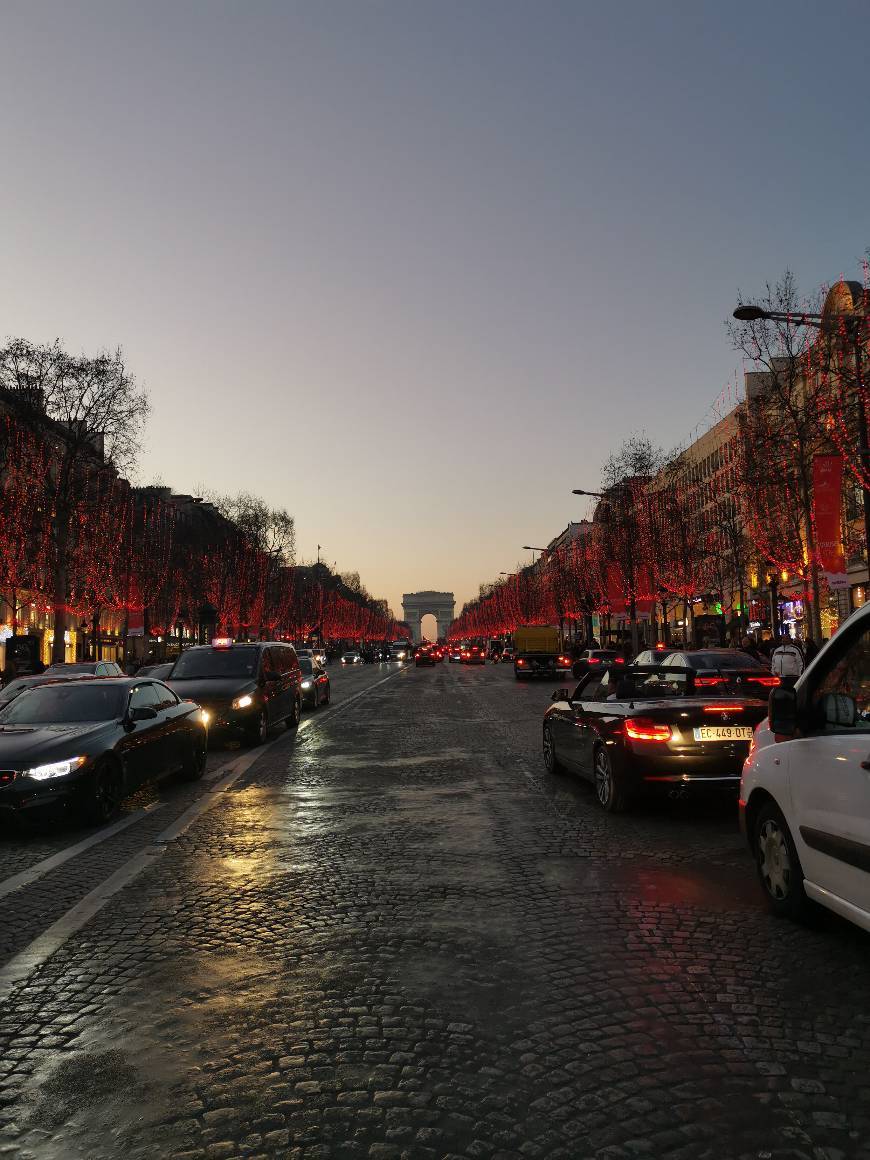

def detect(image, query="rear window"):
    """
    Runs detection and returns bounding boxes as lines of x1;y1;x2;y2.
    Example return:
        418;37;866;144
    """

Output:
170;646;260;679
686;651;765;670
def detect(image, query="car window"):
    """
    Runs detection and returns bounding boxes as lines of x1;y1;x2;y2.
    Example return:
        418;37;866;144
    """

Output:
153;681;179;709
129;683;162;711
635;652;652;666
806;625;870;734
578;675;607;702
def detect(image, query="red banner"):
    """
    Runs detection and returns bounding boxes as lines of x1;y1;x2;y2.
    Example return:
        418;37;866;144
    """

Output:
813;454;845;572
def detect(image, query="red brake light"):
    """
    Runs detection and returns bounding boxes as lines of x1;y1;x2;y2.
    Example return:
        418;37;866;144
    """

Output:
588;657;600;664
702;704;744;713
615;657;625;664
655;643;666;651
748;675;780;687
624;718;673;742
517;658;526;665
695;675;726;687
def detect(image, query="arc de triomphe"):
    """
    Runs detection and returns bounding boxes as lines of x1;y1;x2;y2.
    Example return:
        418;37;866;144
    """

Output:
402;591;455;644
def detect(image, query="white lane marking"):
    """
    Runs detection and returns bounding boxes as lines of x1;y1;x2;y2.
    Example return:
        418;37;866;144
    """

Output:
0;846;163;1003
0;803;166;902
0;666;407;1003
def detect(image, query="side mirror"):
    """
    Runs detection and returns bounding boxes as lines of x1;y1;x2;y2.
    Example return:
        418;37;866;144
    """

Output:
552;688;570;702
128;705;159;724
768;687;797;738
822;692;857;729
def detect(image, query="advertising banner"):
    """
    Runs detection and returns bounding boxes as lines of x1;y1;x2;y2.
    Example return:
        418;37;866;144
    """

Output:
813;454;846;574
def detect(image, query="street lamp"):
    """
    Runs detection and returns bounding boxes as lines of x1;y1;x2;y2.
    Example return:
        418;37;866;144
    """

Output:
571;488;604;498
733;302;870;598
522;545;549;563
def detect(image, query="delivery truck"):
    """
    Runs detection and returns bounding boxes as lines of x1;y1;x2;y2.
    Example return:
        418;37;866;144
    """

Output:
513;625;571;680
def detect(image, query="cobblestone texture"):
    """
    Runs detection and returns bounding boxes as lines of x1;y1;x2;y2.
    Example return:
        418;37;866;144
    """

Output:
1;662;869;1159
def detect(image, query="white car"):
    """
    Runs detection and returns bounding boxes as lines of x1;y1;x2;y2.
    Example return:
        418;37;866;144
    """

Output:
341;652;362;665
741;605;870;932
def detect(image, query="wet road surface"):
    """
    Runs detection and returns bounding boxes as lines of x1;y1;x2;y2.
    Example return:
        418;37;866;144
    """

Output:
1;660;869;1159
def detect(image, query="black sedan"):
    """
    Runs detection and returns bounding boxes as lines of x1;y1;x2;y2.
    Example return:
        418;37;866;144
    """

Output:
0;678;207;825
44;660;124;677
414;647;436;667
299;657;331;708
659;649;779;697
542;665;768;812
572;649;626;677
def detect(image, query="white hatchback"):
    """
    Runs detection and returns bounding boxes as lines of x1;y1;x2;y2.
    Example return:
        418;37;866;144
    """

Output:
740;605;870;931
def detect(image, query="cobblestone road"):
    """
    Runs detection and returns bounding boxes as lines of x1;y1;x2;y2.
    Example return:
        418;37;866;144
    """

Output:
1;661;869;1160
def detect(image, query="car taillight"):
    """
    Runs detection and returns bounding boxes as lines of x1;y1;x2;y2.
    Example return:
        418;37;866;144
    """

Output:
588;658;600;664
624;718;673;742
558;656;570;665
702;704;744;713
695;675;726;687
748;675;780;687
517;658;526;665
615;657;625;664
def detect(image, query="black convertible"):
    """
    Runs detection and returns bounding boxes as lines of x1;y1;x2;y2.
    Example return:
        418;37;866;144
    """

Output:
542;665;768;812
0;678;207;825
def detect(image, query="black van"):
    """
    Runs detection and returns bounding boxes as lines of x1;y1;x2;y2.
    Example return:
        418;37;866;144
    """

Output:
167;640;302;746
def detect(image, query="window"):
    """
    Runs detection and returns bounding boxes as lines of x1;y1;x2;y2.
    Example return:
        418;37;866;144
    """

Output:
153;682;178;709
808;625;870;734
2;684;125;723
129;684;162;712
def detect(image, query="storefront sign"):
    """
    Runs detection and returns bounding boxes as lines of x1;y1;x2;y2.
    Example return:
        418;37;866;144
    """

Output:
813;454;845;572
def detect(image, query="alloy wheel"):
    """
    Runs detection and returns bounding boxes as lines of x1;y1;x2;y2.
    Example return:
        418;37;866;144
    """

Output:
92;765;122;823
594;749;613;808
542;726;556;772
758;818;792;901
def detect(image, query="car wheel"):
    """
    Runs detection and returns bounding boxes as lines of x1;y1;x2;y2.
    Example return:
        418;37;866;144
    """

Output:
754;801;810;920
245;709;268;747
286;696;301;730
593;745;628;812
542;724;565;775
179;734;207;782
85;759;123;825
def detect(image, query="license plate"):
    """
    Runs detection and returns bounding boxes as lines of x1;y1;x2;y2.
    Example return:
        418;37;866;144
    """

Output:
693;726;754;741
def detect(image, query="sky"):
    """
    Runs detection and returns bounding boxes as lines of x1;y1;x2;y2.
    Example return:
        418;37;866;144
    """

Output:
2;1;870;621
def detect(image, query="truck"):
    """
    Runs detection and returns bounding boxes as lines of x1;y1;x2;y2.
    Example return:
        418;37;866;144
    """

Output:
513;625;570;680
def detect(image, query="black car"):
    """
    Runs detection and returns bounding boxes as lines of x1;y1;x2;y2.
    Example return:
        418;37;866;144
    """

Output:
0;673;90;714
659;649;779;698
299;656;331;708
136;662;175;680
167;640;302;745
44;660;124;677
571;649;626;677
414;647;436;667
0;678;207;824
633;648;678;666
542;665;768;812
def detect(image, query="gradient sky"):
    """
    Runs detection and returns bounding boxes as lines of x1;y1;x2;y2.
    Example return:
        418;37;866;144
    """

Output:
2;1;870;620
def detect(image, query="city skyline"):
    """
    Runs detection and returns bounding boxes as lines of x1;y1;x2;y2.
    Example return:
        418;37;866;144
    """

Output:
2;1;869;617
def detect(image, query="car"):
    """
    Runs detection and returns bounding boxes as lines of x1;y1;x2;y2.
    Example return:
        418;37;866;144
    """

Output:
571;649;626;676
462;645;486;665
448;645;463;663
167;639;302;745
0;677;208;825
299;656;331;708
740;606;870;931
341;651;363;665
633;647;679;666
136;662;175;680
543;664;768;812
389;644;410;662
660;649;779;698
295;648;314;661
500;647;516;664
0;673;92;713
43;660;124;678
415;647;436;667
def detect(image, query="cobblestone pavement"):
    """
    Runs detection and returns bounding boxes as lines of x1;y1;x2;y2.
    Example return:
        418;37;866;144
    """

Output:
1;661;869;1160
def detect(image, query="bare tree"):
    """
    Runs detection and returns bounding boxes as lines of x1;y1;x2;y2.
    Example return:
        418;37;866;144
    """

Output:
0;339;149;662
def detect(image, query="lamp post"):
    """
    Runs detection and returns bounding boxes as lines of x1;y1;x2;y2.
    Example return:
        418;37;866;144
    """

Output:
573;484;639;654
734;303;870;613
522;545;549;564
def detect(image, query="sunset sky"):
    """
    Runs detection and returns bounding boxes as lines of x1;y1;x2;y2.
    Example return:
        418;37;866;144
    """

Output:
2;0;869;620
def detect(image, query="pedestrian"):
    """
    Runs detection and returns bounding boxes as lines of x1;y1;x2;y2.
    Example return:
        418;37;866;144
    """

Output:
739;634;762;662
770;633;804;680
803;637;819;665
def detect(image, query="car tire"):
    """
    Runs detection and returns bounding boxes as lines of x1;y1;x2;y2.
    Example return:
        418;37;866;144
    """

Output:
245;709;268;747
542;724;566;775
286;696;301;730
84;759;124;826
753;800;810;920
179;734;207;782
593;745;629;813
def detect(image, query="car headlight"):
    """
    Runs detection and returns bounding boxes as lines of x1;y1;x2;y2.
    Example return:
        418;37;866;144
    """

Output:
25;756;87;782
200;709;211;725
301;680;312;689
232;693;254;710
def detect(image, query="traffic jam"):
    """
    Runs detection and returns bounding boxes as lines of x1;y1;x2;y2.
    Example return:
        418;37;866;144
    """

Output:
414;616;870;936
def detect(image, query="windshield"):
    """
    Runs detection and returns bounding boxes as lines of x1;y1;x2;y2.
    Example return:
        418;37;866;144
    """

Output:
688;651;765;670
1;683;125;723
170;647;260;679
0;678;40;698
596;668;691;700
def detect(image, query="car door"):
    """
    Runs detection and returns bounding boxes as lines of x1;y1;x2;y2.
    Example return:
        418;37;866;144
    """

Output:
559;673;603;775
786;621;870;914
264;647;291;725
153;681;188;771
120;682;168;788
